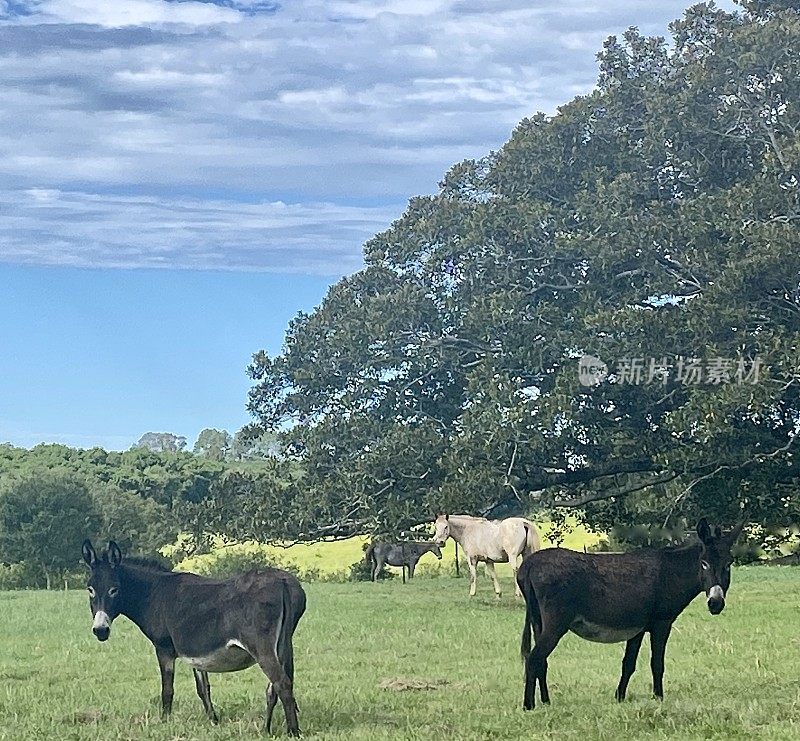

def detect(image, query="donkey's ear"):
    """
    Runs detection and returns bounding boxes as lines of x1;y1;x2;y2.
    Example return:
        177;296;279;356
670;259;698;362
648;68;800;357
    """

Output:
108;541;122;567
82;540;97;566
713;525;723;539
696;518;712;543
445;513;449;521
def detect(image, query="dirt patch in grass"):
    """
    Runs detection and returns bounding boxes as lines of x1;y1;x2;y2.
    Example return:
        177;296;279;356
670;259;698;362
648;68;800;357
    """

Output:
379;677;450;691
69;709;103;724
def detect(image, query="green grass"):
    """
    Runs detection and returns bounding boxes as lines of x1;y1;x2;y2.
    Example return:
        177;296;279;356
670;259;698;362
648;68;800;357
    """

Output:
1;568;798;739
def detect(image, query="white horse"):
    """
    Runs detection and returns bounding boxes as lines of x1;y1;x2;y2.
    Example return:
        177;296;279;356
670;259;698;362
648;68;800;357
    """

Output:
433;513;541;598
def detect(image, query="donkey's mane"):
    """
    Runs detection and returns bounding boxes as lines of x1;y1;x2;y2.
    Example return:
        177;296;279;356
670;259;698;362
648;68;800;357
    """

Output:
120;555;173;572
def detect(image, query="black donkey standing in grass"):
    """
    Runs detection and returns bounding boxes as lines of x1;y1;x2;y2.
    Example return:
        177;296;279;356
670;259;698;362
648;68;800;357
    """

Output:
517;518;744;709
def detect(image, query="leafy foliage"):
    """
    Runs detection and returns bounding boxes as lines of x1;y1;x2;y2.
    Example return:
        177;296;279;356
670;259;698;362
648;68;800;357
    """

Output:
247;3;800;538
193;428;233;461
0;443;255;563
0;470;102;588
92;486;176;558
134;432;187;453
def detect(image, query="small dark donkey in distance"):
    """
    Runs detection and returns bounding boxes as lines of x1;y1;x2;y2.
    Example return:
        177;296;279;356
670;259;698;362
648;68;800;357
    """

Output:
517;518;744;710
365;541;442;581
82;540;306;735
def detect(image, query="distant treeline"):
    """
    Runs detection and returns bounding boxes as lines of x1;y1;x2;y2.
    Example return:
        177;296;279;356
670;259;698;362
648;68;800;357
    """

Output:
0;440;295;588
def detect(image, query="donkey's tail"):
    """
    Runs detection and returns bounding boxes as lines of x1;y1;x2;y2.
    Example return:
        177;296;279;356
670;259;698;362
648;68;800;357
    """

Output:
364;543;376;564
276;577;293;665
519;572;540;662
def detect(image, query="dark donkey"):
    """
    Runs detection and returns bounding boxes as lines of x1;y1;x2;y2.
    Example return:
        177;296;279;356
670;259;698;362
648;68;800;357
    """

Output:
82;540;306;735
365;541;442;581
517;518;744;710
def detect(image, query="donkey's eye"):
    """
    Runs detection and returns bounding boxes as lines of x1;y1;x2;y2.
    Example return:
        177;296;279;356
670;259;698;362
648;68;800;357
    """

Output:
108;587;119;598
87;587;96;598
700;560;710;571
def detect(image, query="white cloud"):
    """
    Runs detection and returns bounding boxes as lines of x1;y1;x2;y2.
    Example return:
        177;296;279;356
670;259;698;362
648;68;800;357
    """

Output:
0;188;397;273
38;0;240;27
0;0;739;272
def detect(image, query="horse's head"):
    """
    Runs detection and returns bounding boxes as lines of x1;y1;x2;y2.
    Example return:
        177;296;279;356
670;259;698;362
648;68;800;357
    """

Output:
82;540;123;641
429;543;443;560
696;518;744;615
432;513;450;546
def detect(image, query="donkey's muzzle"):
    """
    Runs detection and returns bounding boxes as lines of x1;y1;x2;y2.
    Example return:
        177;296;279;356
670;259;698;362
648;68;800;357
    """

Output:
92;610;111;640
707;585;725;615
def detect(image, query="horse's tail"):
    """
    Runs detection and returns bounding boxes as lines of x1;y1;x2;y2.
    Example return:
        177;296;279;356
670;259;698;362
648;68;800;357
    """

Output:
364;542;376;564
522;520;541;558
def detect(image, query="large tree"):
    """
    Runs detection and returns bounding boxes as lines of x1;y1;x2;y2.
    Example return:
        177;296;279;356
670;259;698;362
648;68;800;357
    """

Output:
134;432;187;454
194;428;233;461
0;471;102;588
248;2;800;539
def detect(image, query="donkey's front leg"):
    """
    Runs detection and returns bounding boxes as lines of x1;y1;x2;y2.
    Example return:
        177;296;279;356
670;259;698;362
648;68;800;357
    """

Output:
649;621;673;700
155;646;176;718
615;631;644;702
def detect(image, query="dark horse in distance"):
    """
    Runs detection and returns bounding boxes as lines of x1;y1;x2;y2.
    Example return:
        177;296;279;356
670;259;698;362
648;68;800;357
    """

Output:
365;541;442;581
517;518;743;709
82;540;306;735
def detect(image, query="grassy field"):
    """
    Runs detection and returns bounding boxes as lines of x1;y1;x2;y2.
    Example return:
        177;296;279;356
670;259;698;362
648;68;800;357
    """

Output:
0;568;798;740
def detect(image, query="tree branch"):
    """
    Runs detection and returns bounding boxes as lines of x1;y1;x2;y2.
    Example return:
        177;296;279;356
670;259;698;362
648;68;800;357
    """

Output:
554;472;680;507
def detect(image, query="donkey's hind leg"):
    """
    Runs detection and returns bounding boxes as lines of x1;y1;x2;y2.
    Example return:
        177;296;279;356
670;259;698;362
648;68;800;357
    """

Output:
193;669;219;723
254;639;299;736
524;617;568;710
266;642;295;733
265;683;278;732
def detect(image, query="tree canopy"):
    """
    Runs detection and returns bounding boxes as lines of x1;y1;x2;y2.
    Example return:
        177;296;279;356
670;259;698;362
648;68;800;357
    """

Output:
247;2;800;539
0;471;102;588
0;438;296;560
194;428;233;461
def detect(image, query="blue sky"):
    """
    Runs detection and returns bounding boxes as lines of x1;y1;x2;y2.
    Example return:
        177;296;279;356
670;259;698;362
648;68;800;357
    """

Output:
0;264;331;448
0;0;737;450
